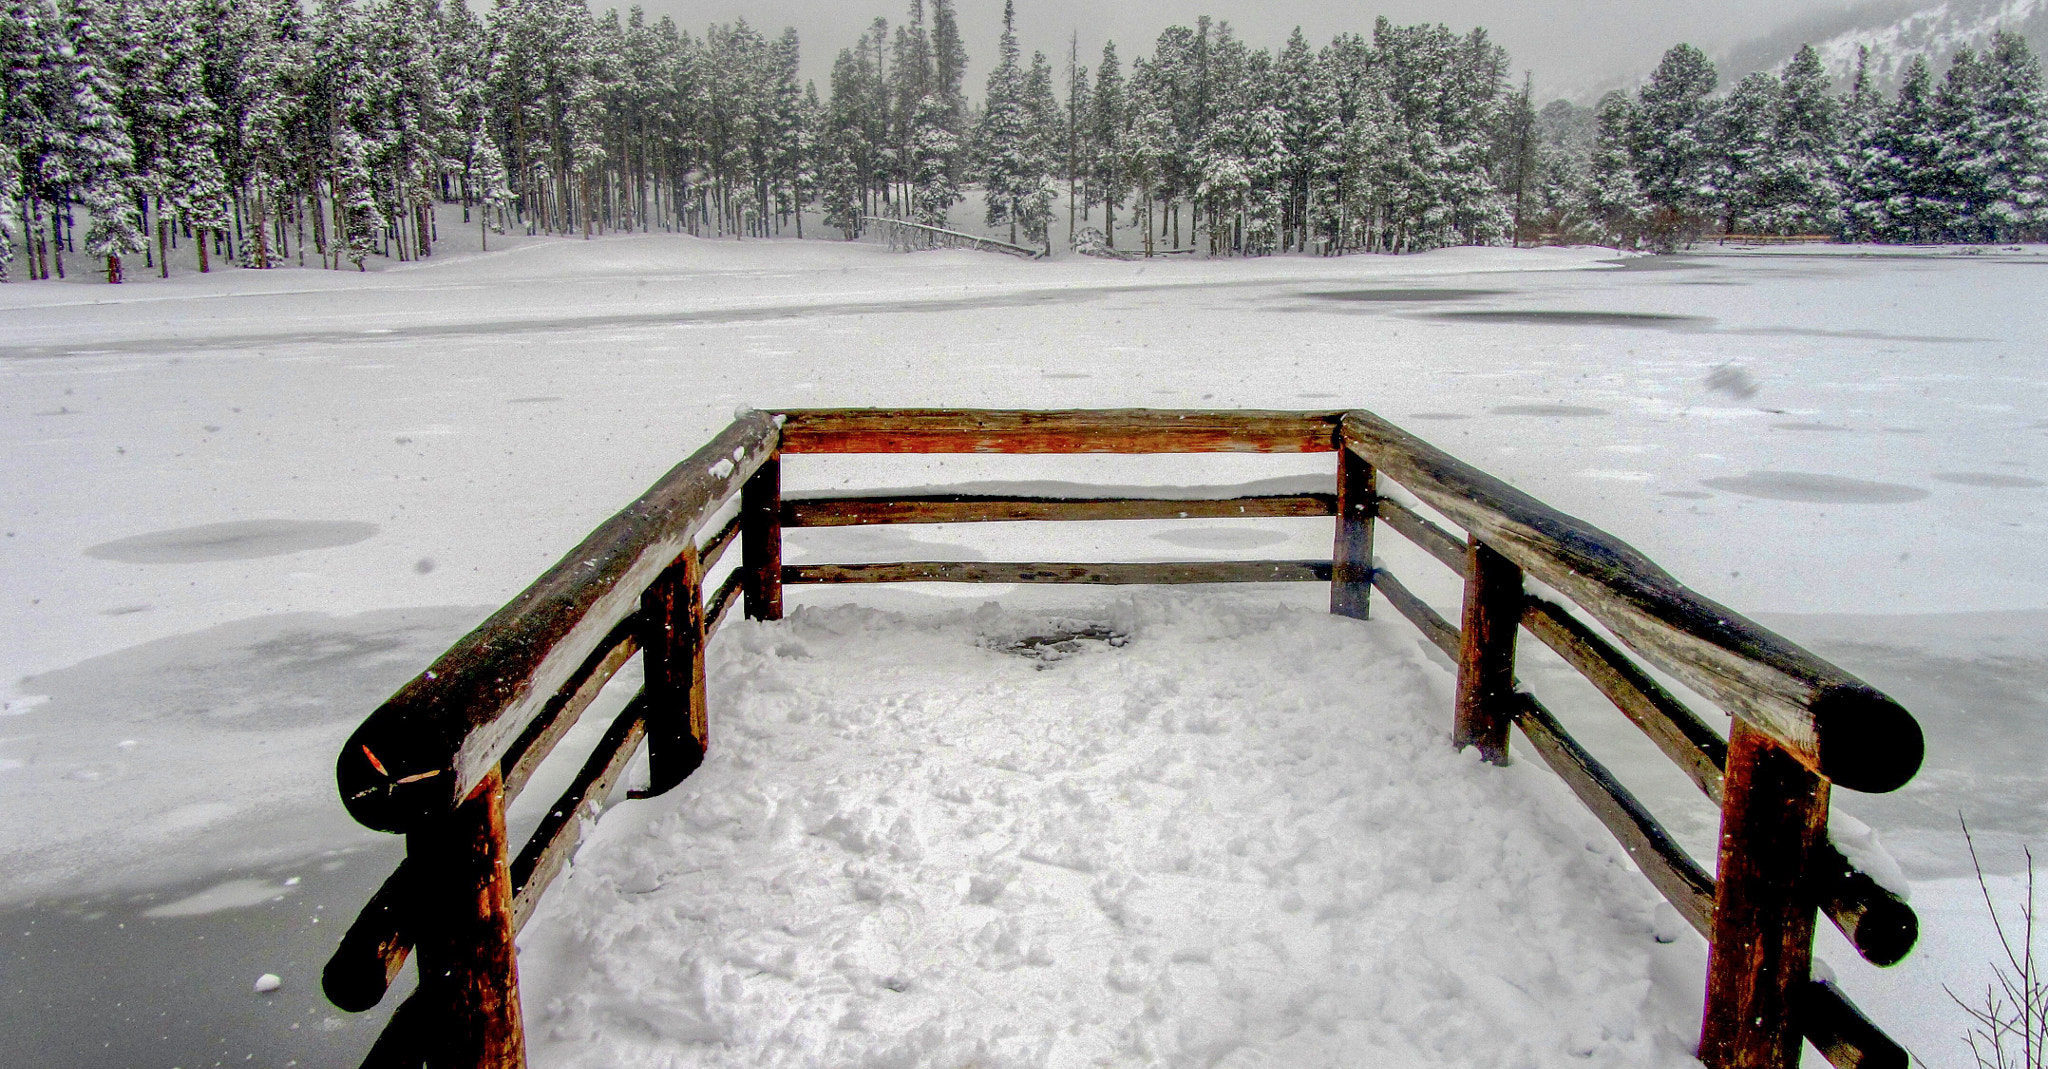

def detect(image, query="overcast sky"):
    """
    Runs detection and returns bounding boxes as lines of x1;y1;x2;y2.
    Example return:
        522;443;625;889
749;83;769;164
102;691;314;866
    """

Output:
615;0;1868;100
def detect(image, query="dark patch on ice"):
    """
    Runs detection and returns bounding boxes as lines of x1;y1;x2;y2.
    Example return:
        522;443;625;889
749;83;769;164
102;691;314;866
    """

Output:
0;278;1319;360
1704;366;1759;400
34;406;82;416
1296;392;1341;399
1934;472;2046;488
99;604;152;616
1597;256;1709;272
1882;427;1927;435
1721;326;1988;344
86;520;378;564
1150;528;1290;551
788;526;987;564
1431;310;1713;330
1307;287;1506;302
1406;412;1472;421
18;606;486;735
1772;422;1853;433
986;623;1129;665
505;396;563;404
0;845;405;1069
1699;471;1929;504
1661;490;1712;500
1490;404;1611;418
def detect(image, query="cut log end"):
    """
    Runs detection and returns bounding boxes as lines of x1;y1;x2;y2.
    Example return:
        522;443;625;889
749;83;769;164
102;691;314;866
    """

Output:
1811;687;1923;795
337;743;454;835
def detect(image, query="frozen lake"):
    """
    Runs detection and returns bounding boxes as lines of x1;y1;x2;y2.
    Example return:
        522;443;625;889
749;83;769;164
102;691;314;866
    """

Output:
1;232;2043;1066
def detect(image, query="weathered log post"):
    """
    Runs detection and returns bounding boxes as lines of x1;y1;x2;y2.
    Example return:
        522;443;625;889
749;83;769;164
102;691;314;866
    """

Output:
1331;445;1377;620
1699;720;1832;1069
741;456;783;621
1453;536;1522;764
405;769;526;1068
638;546;707;796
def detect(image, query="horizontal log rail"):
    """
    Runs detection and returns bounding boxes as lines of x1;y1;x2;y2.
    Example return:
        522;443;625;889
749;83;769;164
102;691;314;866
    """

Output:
326;574;751;1015
784;560;1331;586
327;408;1925;1069
1368;562;1905;1067
784;490;1336;527
776;408;1344;454
1343;411;1922;795
336;412;781;835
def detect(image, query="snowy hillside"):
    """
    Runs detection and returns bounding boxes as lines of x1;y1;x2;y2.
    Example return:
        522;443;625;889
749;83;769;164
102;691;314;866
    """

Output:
1724;0;2048;88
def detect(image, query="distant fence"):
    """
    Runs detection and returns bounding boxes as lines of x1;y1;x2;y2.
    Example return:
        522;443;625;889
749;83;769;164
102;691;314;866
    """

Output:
324;408;1923;1069
1718;233;1836;246
862;215;1045;259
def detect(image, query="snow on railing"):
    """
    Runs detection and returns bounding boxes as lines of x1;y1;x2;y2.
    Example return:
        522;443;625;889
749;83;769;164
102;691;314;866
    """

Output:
324;408;1923;1069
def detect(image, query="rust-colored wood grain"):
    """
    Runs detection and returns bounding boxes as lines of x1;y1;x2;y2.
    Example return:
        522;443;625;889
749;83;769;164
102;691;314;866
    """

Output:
777;408;1343;454
405;770;525;1069
1700;721;1832;1069
1454;537;1522;764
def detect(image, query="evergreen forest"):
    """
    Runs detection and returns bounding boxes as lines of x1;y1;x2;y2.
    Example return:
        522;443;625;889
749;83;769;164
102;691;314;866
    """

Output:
4;0;2047;283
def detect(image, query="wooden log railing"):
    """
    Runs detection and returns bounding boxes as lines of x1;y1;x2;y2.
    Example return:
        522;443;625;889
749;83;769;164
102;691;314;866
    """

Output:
325;408;1926;1069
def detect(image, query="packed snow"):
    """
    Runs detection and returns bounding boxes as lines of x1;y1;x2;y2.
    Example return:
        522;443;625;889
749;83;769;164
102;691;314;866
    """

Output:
2;227;2045;1068
520;594;1704;1069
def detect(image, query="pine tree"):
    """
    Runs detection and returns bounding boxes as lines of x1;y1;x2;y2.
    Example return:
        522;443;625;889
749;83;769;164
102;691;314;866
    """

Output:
975;0;1030;244
1631;42;1717;234
1767;44;1840;235
1865;56;1951;243
1090;41;1125;246
1707;71;1780;235
1275;27;1337;252
1587;90;1650;248
1019;48;1060;251
1963;33;2047;241
1837;45;1887;241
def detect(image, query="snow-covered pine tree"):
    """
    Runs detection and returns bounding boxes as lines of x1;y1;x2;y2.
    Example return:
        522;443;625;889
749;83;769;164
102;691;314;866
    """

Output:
1766;45;1840;236
60;0;143;282
821;45;873;237
1090;41;1125;247
1836;45;1888;241
1865;56;1951;243
1977;32;2048;242
1062;35;1089;246
1706;71;1781;235
1275;27;1337;253
1020;48;1061;252
1495;74;1539;245
1631;43;1717;241
1587;90;1650;249
1531;98;1595;243
1935;47;1993;241
975;0;1030;244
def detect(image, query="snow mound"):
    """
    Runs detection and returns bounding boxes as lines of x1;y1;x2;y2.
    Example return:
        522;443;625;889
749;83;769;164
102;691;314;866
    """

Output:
518;592;1701;1068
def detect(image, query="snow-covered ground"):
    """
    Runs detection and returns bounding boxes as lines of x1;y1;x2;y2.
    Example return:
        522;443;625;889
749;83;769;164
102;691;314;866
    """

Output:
2;223;2043;1067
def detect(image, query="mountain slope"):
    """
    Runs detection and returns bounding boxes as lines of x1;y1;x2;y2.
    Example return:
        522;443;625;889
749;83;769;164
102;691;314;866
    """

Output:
1723;0;2048;90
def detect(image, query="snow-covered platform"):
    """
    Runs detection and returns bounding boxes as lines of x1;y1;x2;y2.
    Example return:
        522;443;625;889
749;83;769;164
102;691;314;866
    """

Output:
515;591;1704;1068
